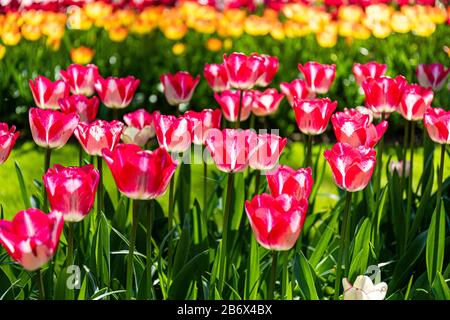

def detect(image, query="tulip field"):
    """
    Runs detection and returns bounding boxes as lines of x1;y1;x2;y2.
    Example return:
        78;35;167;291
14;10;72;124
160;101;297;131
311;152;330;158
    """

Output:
0;1;450;303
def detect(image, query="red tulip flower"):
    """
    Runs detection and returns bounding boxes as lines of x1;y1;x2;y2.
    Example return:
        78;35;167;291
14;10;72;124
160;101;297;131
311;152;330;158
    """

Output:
103;144;178;200
29;76;69;110
95;76;140;109
298;62;336;94
416;63;450;91
266;165;313;201
60;64;99;96
205;128;252;173
251;89;284;116
292;98;337;135
424;107;450;144
362;75;407;114
122;108;155;146
203;63;229;92
245;193;308;250
280;79;315;107
255;53;279;87
399;84;434;121
43;164;99;222
223;52;265;90
58;94;99;123
214;90;253;122
74;120;124;156
0;123;19;164
0;209;64;271
184;109;222;145
160;71;200;106
331;108;388;148
324;143;377;192
29;108;79;149
352;62;387;86
248;133;287;170
154;113;193;153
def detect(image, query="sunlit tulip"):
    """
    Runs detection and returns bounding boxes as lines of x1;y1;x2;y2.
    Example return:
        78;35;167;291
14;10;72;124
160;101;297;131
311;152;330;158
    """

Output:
424;107;450;144
103;144;177;200
245;193;308;251
343;276;388;300
255;54;279;87
399;84;434;121
298;62;336;94
121;108;155;147
0;209;64;271
29;108;79;149
95;76;140;109
0;123;19;165
154;113;193;153
324;143;377;192
183;109;222;145
43;165;99;222
362;76;407;114
203;63;229;92
266;165;313;201
352;62;387;86
416;64;450;91
223;52;265;90
214;90;253;122
74;120;124;156
389;160;410;177
29;76;69;110
251;89;284;116
248;133;287;170
58;95;99;123
60;64;99;96
160;71;200;106
292;98;337;135
280;79;315;106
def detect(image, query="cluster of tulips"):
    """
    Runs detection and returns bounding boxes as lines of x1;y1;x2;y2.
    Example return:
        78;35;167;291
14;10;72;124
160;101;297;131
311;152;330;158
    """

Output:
0;48;449;299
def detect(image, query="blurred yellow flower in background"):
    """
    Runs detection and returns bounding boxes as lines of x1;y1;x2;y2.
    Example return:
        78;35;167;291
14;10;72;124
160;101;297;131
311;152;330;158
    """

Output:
70;47;95;65
172;42;186;55
206;38;222;52
0;45;6;60
109;27;128;42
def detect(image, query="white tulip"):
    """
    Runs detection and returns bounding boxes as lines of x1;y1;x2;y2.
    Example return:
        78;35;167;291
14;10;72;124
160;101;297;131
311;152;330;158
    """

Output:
343;275;388;300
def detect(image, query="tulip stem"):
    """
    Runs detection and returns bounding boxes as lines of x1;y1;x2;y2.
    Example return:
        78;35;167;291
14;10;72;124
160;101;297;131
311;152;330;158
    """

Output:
126;199;139;300
37;269;45;300
67;223;74;267
401;121;410;194
146;200;154;299
405;121;415;249
236;90;243;129
436;144;446;213
281;251;289;300
167;176;175;276
218;173;234;293
113;108;119;121
96;156;104;225
78;144;83;167
43;148;52;212
268;251;279;300
375;113;385;198
254;170;261;196
304;134;313;168
334;191;353;300
203;157;208;213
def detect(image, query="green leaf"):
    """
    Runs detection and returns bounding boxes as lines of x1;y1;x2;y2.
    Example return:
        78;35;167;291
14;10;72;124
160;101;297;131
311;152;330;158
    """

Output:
348;218;372;282
244;236;260;300
14;161;30;209
426;202;446;285
191;199;209;255
431;272;450;300
176;162;191;224
293;251;320;300
309;208;339;269
92;212;111;288
171;213;191;278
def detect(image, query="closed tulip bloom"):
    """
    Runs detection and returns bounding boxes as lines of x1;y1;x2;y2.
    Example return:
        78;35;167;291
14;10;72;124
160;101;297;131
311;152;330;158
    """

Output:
352;62;387;86
399;84;434;121
424;107;450;144
74;120;124;156
203;63;229;92
389;160;410;177
214;90;253;122
205;128;252;173
0;123;19;164
245;193;308;251
160;71;200;106
103;144;177;200
184;109;222;145
154;113;193;153
29;108;79;149
60;64;99;96
0;209;64;271
251;89;284;116
29;76;69;110
416;63;450;91
43;164;99;222
292;98;337;135
332;108;388;148
266;165;313;201
362;75;407;114
280;79;315;107
248;133;287;170
255;53;279;87
343;276;388;300
122;108;155;147
223;52;265;90
298;62;336;94
324;143;377;192
95;76;140;109
58;94;99;123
